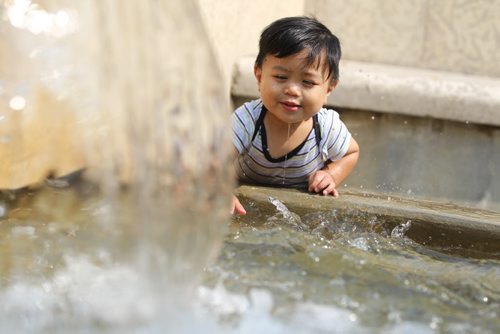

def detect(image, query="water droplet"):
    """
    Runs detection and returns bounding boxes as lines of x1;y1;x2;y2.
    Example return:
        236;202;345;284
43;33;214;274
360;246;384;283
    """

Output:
429;316;441;329
391;220;411;238
349;313;357;322
371;116;375;120
9;95;26;110
483;296;489;303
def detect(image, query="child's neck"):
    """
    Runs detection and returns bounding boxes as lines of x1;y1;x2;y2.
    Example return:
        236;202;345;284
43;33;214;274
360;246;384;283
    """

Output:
264;113;313;158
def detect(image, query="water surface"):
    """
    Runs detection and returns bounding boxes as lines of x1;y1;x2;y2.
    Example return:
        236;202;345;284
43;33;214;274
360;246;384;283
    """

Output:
202;194;500;333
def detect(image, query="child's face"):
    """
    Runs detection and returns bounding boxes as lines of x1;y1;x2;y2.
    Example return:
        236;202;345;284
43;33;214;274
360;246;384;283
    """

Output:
254;49;337;125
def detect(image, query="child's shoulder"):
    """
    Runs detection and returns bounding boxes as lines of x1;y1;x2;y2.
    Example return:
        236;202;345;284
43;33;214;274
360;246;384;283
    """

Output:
234;99;263;120
316;106;341;123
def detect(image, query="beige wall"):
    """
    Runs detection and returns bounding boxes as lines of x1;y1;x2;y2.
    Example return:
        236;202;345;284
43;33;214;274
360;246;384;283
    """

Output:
305;0;500;78
196;0;306;95
198;0;500;90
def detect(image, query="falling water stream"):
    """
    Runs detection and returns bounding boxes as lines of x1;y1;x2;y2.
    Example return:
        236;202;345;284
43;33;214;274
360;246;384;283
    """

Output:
0;1;499;333
0;0;232;332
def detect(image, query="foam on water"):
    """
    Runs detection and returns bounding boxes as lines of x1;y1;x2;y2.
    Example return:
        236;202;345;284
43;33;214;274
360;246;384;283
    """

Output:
0;255;155;330
3;256;431;334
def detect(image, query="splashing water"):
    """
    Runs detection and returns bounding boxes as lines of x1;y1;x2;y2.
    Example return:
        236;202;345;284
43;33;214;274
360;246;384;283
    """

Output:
3;2;499;333
0;0;232;331
224;193;500;333
391;220;412;238
269;196;295;221
268;196;302;227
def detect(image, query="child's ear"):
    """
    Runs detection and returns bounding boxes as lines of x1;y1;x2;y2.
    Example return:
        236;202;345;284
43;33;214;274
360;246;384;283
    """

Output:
254;65;262;84
325;80;338;103
327;80;339;95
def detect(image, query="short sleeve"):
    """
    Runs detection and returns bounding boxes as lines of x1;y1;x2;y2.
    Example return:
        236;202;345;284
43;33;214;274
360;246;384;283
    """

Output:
232;100;260;153
317;108;352;161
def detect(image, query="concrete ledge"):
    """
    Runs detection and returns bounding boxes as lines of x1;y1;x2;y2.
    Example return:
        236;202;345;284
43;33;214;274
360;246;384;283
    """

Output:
235;185;500;258
232;57;500;127
236;185;500;234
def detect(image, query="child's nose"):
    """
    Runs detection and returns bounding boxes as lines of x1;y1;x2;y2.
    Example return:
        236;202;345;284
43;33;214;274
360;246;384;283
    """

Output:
284;82;300;96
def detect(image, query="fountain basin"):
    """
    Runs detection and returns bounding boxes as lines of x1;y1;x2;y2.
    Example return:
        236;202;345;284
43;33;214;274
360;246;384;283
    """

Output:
234;185;500;259
201;185;500;333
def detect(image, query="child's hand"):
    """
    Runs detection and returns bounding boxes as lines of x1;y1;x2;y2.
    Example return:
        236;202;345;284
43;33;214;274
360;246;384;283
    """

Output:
231;195;247;215
308;170;339;197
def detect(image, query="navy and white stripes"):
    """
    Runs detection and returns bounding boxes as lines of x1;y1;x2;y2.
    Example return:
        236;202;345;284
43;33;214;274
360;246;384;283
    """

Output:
232;99;351;188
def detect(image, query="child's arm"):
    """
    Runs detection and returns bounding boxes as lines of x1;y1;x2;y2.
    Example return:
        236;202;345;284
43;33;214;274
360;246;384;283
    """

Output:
308;137;360;196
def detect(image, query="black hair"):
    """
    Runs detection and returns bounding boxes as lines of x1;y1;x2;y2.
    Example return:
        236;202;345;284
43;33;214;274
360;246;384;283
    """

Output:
255;16;341;82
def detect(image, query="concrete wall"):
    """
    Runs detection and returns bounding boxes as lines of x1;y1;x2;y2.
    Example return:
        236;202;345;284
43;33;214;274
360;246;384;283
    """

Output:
305;0;500;77
229;0;500;127
196;0;305;96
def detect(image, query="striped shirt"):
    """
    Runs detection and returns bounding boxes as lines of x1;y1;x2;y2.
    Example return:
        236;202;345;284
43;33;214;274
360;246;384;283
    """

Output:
232;99;351;188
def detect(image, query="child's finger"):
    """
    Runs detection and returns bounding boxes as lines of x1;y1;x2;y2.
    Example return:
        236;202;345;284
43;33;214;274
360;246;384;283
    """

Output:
322;184;339;197
322;183;336;196
234;204;246;215
310;174;325;192
308;171;319;191
314;177;329;192
316;175;334;193
231;196;247;215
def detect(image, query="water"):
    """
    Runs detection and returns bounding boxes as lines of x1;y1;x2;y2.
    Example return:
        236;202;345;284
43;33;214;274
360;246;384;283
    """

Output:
1;1;499;333
1;0;232;331
205;195;500;333
3;185;498;333
0;185;227;332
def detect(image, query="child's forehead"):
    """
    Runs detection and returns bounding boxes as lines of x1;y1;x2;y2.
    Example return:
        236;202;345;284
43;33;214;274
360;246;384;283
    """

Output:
264;50;330;75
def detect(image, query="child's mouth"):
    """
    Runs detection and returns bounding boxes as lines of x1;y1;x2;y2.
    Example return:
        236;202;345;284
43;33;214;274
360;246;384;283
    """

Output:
280;101;301;112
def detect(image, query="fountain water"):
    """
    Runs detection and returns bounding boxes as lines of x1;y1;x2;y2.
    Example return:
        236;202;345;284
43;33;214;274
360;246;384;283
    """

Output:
1;1;499;333
0;0;232;331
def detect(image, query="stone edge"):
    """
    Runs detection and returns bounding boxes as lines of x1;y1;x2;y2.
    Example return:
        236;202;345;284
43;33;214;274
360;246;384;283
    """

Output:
235;185;500;236
232;57;500;127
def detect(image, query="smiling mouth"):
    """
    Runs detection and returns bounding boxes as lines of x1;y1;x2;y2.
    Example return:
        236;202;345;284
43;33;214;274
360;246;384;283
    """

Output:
280;101;301;112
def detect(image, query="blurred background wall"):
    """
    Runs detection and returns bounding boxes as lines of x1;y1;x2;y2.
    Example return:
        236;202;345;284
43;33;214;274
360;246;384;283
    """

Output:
197;0;500;92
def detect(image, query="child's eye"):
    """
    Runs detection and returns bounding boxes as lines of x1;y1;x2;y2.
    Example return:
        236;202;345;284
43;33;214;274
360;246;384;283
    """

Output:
303;80;316;86
273;75;287;80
